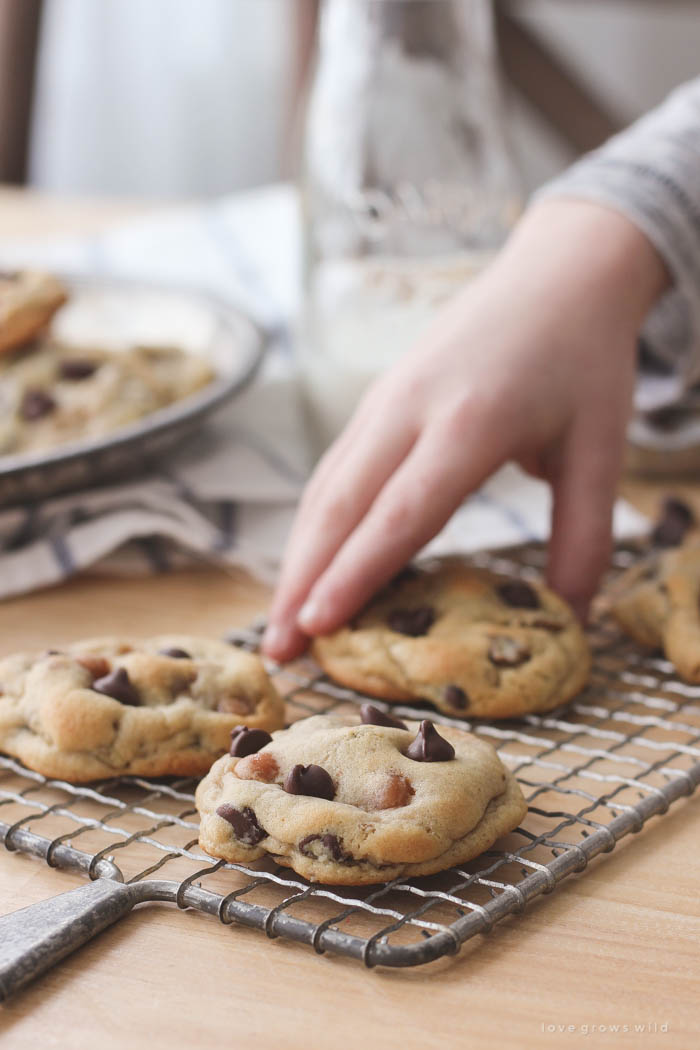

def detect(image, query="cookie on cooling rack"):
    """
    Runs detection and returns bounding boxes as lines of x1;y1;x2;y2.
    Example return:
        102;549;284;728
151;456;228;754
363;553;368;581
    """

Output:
311;559;590;719
0;270;68;354
612;541;700;681
0;636;284;782
196;708;527;885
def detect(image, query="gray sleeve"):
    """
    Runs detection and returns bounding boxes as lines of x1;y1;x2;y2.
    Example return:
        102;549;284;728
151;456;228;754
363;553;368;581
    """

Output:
535;77;700;412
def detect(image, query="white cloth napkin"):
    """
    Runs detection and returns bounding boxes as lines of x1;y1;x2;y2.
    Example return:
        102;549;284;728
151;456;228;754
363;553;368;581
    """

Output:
0;184;649;599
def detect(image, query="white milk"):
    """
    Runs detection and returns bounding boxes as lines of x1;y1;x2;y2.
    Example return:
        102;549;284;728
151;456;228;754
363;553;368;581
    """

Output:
299;252;492;454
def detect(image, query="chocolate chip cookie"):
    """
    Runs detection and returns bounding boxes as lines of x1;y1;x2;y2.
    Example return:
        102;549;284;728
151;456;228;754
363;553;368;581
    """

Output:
0;340;214;457
0;636;284;782
311;560;590;719
0;270;68;355
612;541;700;681
196;708;527;884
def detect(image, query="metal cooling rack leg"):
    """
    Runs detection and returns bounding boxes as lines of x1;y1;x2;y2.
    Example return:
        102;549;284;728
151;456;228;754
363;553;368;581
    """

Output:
0;878;140;1000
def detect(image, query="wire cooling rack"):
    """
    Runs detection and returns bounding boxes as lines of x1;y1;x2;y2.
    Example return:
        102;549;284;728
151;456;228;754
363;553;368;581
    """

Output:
2;542;700;988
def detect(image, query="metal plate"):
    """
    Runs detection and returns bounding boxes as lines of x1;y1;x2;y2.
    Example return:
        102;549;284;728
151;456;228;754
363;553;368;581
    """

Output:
0;276;266;506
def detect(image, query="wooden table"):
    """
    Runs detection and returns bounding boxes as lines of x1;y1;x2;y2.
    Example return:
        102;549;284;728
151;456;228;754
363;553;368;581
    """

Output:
0;188;698;1050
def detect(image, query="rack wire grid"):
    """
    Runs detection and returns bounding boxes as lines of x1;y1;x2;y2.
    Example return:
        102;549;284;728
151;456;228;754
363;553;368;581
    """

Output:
2;541;700;973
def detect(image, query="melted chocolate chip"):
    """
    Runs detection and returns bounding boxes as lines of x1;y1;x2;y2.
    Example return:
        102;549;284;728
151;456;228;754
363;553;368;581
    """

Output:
284;763;335;800
298;832;350;862
20;389;56;421
229;726;273;757
92;667;141;706
59;358;98;381
444;684;469;710
360;703;408;730
488;636;531;667
405;720;455;762
652;497;695;548
497;580;540;609
158;647;192;659
387;605;435;637
216;803;267;845
390;565;420;587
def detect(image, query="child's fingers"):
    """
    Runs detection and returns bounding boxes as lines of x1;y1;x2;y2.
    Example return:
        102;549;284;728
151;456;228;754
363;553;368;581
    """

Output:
296;404;512;636
546;423;622;620
262;408;416;659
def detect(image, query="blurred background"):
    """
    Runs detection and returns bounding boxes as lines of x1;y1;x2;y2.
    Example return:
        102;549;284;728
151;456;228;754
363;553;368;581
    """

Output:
1;0;699;201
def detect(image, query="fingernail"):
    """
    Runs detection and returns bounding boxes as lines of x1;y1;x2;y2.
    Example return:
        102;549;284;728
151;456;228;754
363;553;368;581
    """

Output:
297;597;322;632
262;622;287;655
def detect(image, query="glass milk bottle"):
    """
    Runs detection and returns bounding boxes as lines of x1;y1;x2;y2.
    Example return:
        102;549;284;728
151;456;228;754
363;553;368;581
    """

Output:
298;0;522;455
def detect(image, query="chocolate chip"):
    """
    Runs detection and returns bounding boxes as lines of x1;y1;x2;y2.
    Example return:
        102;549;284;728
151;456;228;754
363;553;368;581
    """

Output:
497;580;540;609
652;497;695;547
229;726;273;757
215;803;267;845
387;605;435;637
20;389;56;421
360;703;408;730
405;720;455;762
92;667;141;706
444;684;469;710
284;763;335;800
390;565;419;586
158;647;192;659
298;832;349;862
488;636;531;667
58;359;98;381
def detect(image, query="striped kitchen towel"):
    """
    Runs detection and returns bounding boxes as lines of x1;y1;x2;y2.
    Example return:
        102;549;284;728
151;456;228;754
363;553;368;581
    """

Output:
0;185;649;599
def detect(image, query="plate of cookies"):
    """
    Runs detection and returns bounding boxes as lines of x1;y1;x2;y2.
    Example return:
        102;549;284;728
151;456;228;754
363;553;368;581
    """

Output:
0;269;266;506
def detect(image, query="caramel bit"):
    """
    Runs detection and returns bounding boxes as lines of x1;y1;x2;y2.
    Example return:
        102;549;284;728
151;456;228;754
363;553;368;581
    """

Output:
235;752;279;783
217;694;254;715
170;669;197;693
77;655;111;680
374;773;415;810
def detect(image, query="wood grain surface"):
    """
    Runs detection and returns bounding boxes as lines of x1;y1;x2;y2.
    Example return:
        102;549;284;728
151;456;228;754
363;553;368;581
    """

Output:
0;188;698;1050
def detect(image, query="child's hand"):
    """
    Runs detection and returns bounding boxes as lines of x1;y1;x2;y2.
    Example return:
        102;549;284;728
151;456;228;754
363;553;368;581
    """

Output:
263;200;668;660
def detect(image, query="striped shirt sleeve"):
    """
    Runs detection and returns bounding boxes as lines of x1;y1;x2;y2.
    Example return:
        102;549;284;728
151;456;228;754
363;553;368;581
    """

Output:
535;77;700;409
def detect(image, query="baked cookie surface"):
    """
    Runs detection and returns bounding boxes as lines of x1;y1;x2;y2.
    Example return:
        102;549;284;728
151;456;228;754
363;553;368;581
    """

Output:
0;340;213;457
312;560;590;719
0;636;284;782
196;710;527;884
612;542;700;681
0;270;68;355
